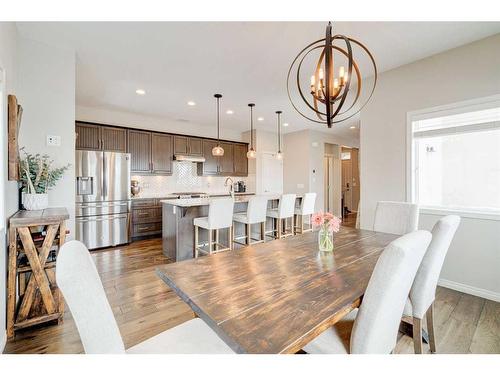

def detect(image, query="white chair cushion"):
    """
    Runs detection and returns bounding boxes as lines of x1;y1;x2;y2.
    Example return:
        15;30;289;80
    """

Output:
303;309;358;354
127;318;234;354
294;208;307;215
193;216;210;229
233;212;250;224
373;201;419;235
267;208;293;219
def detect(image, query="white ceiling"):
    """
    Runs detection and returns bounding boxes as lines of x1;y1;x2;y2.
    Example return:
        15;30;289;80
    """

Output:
16;22;500;142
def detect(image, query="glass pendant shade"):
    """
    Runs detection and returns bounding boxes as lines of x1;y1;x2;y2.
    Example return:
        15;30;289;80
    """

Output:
212;145;224;156
276;150;283;160
246;148;256;159
212;93;224;157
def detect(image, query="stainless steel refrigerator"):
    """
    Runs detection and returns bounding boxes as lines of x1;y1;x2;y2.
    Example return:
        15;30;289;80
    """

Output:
75;150;131;250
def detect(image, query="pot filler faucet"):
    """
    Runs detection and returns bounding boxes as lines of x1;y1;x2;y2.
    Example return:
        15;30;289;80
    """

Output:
224;177;234;197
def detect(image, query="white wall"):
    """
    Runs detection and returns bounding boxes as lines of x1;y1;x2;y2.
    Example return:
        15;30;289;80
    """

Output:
283;129;359;212
0;22;18;353
17;37;76;236
76;105;243;142
360;34;500;300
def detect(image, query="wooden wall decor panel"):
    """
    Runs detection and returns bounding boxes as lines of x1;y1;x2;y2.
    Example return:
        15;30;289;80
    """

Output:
8;95;22;181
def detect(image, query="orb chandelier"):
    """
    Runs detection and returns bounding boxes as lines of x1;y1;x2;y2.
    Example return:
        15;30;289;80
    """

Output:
212;94;224;156
275;111;283;160
287;22;377;128
246;103;257;159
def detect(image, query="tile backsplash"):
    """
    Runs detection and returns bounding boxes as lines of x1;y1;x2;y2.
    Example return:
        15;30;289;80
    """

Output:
132;161;256;198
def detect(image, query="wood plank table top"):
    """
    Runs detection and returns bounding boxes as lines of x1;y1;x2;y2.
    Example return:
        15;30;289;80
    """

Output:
9;207;70;227
156;226;399;354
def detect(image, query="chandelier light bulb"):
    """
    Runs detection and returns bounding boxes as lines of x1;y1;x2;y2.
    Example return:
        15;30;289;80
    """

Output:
276;151;283;160
246;148;256;159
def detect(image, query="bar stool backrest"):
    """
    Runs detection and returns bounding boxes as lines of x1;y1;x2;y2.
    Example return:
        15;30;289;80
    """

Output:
208;198;235;229
300;192;317;215
278;194;296;219
246;195;269;224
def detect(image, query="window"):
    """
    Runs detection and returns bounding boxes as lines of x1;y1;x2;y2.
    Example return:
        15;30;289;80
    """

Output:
408;96;500;215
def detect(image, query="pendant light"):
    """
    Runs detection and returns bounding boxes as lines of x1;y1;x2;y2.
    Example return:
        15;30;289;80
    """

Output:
275;111;283;160
212;94;224;157
246;103;256;159
287;22;377;128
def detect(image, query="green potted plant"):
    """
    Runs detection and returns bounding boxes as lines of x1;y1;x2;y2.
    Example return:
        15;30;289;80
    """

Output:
20;149;70;210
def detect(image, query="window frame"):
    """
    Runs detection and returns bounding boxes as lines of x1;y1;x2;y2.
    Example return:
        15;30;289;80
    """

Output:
406;94;500;221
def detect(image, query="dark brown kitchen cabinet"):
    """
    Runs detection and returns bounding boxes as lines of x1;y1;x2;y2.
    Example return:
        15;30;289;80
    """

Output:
75;123;101;150
128;130;151;173
174;135;203;156
233;143;248;176
76;123;127;152
101;126;127;152
198;139;219;175
218;142;234;175
151;133;173;174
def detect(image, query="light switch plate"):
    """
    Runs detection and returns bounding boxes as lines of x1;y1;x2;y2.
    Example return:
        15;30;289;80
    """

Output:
46;135;61;146
297;183;305;189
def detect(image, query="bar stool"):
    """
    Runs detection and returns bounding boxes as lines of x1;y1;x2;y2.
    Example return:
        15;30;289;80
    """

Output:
266;194;296;239
294;192;317;234
194;198;234;258
233;195;269;246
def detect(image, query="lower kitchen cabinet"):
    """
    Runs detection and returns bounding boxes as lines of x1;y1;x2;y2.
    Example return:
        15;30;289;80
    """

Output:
131;199;164;239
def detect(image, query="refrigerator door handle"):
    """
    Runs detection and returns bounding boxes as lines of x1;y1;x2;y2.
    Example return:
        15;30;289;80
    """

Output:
103;154;107;200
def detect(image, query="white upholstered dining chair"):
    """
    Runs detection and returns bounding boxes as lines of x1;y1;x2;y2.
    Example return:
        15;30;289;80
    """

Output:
404;215;460;354
56;240;234;354
373;201;419;235
303;230;432;354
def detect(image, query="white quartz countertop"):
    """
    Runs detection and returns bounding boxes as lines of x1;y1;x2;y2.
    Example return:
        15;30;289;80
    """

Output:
132;192;255;200
160;193;302;207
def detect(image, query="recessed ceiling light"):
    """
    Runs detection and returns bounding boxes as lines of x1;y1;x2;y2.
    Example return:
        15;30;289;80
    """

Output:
135;89;146;95
283;123;289;127
187;101;196;106
257;117;264;121
226;110;234;115
350;126;356;129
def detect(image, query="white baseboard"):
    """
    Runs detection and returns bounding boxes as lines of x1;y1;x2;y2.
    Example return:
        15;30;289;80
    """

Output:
438;278;500;302
0;329;6;354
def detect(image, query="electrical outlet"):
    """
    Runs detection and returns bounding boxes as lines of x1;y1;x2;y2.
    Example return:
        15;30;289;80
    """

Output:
46;135;61;146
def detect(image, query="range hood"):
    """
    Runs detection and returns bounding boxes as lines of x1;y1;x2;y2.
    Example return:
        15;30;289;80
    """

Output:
173;154;206;163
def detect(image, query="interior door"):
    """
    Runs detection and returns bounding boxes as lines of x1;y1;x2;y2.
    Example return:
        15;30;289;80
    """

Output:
261;152;283;194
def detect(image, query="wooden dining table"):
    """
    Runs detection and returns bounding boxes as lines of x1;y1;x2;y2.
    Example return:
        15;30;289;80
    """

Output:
156;226;399;354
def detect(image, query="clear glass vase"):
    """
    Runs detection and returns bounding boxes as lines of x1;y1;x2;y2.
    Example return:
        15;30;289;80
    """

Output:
318;225;334;252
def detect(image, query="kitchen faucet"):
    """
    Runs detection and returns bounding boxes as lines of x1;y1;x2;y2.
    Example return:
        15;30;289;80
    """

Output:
224;177;234;197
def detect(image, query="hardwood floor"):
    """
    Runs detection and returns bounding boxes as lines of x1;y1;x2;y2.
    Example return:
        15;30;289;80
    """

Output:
342;212;357;228
4;238;499;354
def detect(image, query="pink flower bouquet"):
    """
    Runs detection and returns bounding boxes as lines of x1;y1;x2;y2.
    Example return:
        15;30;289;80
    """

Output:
311;211;341;252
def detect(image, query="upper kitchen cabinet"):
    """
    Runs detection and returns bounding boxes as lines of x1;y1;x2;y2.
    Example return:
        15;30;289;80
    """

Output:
76;123;127;152
128;129;152;173
198;139;219;175
151;133;173;175
173;135;203;156
233;143;248;176
218;142;234;175
101;126;127;152
75;123;101;150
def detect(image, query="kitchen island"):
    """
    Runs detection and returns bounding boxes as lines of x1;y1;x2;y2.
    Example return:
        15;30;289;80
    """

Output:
161;194;301;261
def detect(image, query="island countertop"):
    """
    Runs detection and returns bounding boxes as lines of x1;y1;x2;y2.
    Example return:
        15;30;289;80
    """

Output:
160;193;301;208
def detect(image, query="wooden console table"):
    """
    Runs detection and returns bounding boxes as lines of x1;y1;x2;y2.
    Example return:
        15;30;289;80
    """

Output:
7;207;69;339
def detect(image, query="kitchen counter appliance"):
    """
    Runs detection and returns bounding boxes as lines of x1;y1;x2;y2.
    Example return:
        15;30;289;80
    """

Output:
75;150;131;250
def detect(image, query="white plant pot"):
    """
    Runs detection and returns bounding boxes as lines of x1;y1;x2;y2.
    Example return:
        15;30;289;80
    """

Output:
23;193;49;211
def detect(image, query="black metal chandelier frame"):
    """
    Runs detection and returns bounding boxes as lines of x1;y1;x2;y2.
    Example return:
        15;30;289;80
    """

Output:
287;22;378;128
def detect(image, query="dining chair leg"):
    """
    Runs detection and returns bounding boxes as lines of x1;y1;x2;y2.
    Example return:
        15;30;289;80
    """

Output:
229;226;233;250
301;215;304;234
426;302;437;353
208;229;214;255
261;221;265;242
246;224;251;245
194;225;199;258
413;317;423;354
277;218;282;239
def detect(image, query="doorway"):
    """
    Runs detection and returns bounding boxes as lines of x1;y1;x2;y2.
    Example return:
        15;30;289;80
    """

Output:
324;144;341;217
341;147;360;226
